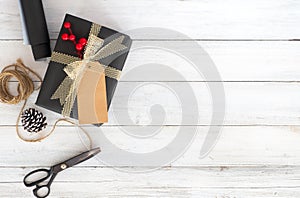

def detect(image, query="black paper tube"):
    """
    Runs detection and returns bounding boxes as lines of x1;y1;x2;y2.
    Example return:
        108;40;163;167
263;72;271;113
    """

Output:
19;0;51;60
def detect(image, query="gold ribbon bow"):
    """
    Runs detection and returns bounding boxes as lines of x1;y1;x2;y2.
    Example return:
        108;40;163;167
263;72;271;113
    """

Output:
51;24;128;119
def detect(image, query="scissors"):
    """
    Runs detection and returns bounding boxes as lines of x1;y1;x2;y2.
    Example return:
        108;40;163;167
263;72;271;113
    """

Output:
23;147;101;198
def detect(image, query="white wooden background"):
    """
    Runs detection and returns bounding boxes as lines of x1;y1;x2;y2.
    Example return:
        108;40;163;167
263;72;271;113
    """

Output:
0;0;300;197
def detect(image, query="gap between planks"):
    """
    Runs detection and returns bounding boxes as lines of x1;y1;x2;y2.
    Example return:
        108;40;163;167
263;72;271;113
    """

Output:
1;40;300;82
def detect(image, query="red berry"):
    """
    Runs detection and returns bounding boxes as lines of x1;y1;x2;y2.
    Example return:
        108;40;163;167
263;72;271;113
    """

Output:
69;34;76;41
79;38;87;46
64;22;71;29
76;43;83;51
61;33;69;40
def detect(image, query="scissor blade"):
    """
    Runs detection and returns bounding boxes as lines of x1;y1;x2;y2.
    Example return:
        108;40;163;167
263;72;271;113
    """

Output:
62;147;101;169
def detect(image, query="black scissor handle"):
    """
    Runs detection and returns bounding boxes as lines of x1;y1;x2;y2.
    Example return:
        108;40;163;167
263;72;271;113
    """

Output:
23;168;51;187
33;185;51;198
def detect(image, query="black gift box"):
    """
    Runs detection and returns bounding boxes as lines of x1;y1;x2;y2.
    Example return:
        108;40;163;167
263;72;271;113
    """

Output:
36;14;132;124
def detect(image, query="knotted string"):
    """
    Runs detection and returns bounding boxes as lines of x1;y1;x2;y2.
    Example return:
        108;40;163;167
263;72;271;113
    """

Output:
0;59;92;149
0;58;40;104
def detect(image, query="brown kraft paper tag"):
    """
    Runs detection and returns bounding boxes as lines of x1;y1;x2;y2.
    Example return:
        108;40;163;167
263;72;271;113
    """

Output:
77;66;108;124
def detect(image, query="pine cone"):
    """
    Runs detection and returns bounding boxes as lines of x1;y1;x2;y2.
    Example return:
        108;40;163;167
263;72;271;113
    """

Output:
21;108;47;133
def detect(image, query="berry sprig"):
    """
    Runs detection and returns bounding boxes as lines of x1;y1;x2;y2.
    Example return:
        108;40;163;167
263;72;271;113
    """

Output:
61;22;87;59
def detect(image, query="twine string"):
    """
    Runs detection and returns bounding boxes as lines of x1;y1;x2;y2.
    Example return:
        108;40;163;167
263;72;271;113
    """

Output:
0;59;92;149
0;58;40;104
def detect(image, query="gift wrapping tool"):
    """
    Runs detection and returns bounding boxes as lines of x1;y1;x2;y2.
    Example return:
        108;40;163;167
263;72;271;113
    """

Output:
18;0;51;60
23;147;101;198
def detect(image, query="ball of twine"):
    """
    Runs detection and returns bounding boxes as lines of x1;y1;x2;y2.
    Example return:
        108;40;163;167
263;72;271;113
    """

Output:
0;59;41;104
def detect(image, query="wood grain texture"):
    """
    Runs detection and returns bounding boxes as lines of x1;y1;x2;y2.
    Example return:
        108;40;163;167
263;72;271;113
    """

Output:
0;0;300;40
1;41;300;82
1;166;300;197
0;126;299;167
1;183;300;198
0;82;299;126
0;0;299;197
2;166;300;186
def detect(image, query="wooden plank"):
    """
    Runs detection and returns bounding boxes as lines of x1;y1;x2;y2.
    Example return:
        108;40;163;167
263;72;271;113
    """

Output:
0;0;300;40
0;82;299;126
0;41;299;82
0;126;299;167
1;166;300;186
1;1;299;198
0;179;300;197
1;184;300;198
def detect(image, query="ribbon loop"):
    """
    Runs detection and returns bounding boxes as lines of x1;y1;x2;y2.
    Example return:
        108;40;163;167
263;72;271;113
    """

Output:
84;35;104;59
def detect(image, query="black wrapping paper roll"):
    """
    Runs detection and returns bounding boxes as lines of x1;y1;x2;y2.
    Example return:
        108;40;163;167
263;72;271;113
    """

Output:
19;0;51;60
